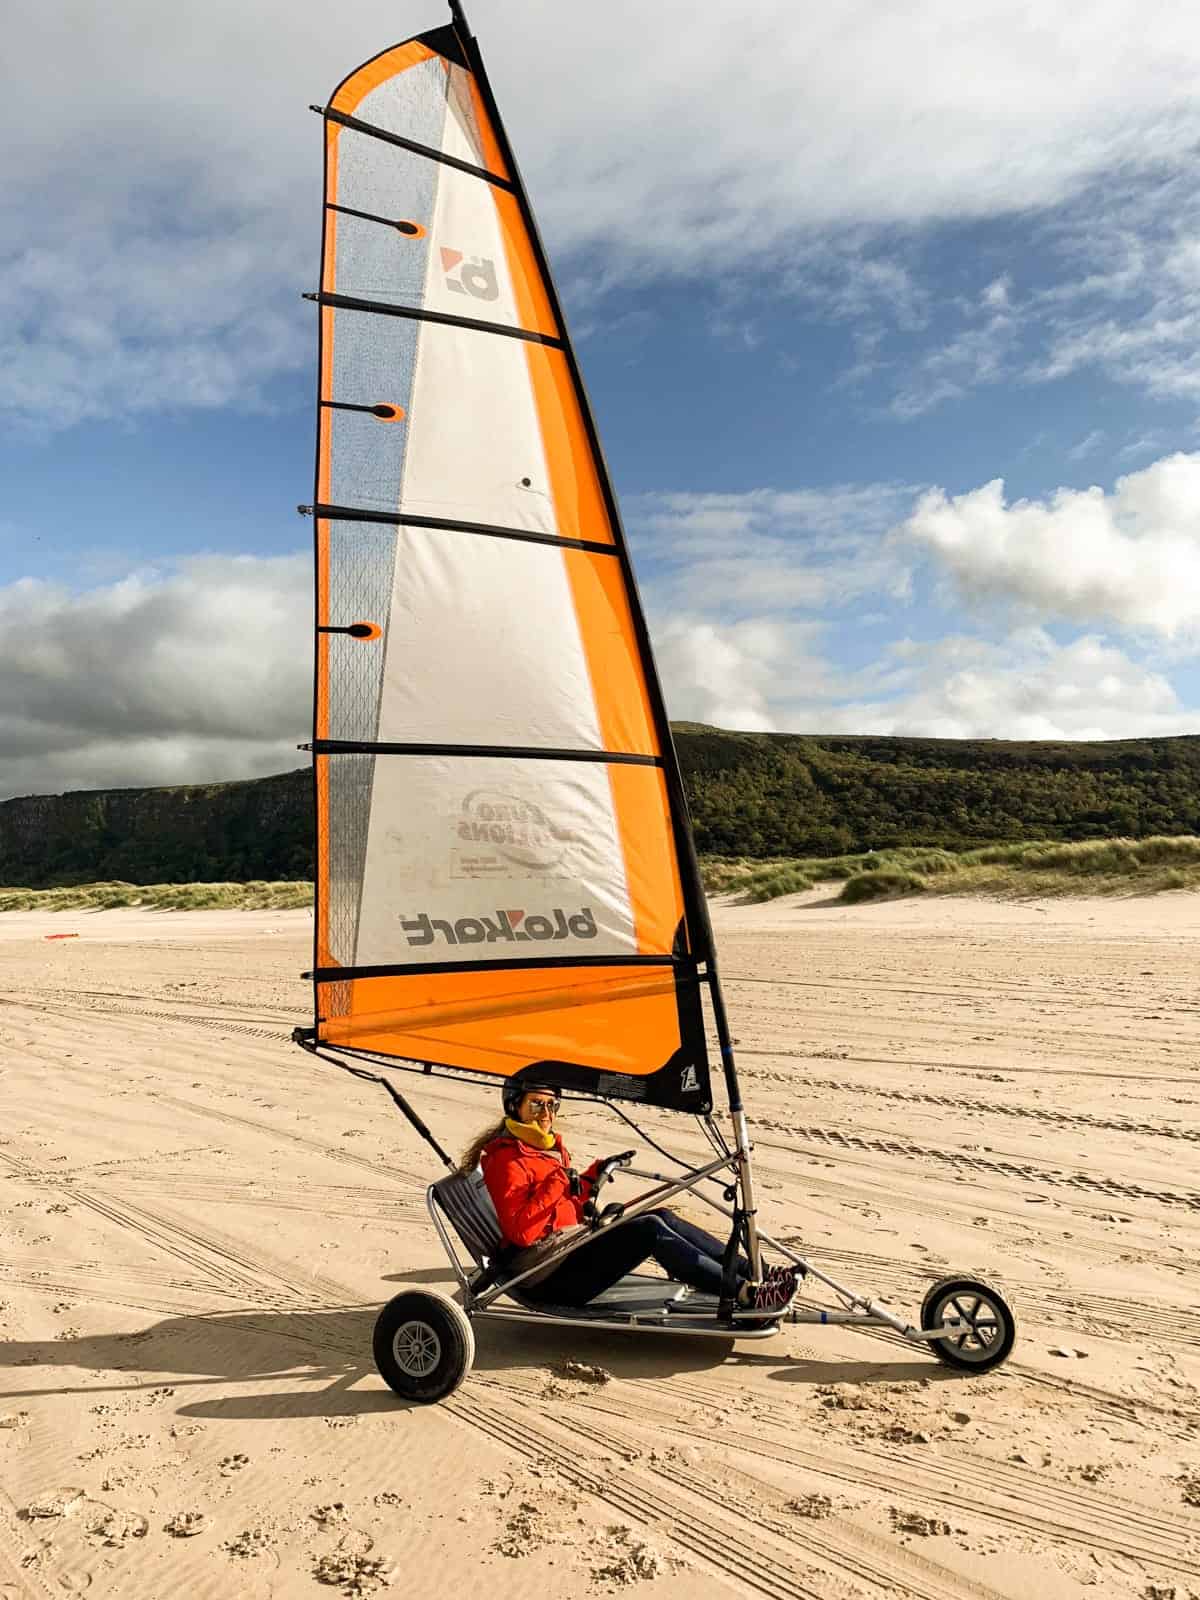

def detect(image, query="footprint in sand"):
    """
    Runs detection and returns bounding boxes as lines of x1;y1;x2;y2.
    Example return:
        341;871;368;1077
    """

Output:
164;1511;208;1538
23;1487;84;1520
312;1504;349;1528
219;1453;250;1476
223;1526;275;1559
313;1552;394;1592
88;1509;148;1547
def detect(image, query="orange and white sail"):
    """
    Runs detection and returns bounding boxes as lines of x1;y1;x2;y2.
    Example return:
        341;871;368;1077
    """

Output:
307;13;712;1111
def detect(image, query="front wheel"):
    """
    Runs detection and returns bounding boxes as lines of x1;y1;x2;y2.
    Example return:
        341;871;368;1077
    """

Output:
372;1291;475;1404
921;1276;1016;1373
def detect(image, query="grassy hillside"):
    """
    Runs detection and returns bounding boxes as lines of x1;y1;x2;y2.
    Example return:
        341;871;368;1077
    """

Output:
704;835;1200;903
674;726;1200;858
4;726;1200;887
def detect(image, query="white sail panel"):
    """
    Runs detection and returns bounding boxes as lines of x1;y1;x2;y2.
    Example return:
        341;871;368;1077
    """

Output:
374;532;606;749
354;756;637;967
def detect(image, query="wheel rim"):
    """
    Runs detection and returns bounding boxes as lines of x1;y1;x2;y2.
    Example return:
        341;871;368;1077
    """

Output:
931;1291;1005;1363
392;1318;442;1378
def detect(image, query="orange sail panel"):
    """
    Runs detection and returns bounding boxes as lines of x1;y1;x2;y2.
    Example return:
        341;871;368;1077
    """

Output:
310;21;711;1112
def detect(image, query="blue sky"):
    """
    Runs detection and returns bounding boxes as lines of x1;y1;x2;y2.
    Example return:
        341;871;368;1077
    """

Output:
5;0;1200;798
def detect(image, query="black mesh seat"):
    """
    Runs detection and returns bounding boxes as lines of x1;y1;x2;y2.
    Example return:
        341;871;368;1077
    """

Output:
430;1168;505;1270
429;1169;689;1318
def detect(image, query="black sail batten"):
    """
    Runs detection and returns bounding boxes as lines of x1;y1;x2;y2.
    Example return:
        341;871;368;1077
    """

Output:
310;739;662;765
311;954;684;981
318;106;511;188
312;502;621;557
310;292;564;348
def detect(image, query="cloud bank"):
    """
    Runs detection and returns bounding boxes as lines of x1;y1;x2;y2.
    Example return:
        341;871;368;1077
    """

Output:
904;453;1200;637
10;452;1200;798
7;0;1200;427
0;556;309;800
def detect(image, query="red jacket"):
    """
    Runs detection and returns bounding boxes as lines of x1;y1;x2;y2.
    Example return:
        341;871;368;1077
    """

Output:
481;1132;600;1249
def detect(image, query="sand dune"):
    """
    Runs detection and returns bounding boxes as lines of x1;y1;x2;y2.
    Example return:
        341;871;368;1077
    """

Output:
0;893;1197;1598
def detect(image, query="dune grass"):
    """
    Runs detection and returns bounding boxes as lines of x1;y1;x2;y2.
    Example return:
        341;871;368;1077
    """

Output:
702;835;1200;904
0;881;314;913
7;837;1200;913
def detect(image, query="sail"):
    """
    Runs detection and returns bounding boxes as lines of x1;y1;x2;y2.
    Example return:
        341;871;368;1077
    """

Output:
308;15;712;1113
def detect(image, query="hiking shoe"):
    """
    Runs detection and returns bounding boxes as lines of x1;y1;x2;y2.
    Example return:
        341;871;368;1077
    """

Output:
750;1267;800;1313
764;1262;802;1286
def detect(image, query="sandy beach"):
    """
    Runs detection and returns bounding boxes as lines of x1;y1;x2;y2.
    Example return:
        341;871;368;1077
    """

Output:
0;890;1197;1598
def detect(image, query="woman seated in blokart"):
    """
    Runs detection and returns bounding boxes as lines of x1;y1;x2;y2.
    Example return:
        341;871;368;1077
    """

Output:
462;1076;799;1314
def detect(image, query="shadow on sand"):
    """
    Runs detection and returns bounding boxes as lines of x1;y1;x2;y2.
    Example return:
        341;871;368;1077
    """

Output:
0;1281;957;1423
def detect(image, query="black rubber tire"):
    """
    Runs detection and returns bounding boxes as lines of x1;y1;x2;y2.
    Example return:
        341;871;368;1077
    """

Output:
921;1276;1016;1373
372;1291;475;1404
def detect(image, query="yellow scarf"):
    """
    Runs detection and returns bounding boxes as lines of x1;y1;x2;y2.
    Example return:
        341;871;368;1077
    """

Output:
504;1116;556;1151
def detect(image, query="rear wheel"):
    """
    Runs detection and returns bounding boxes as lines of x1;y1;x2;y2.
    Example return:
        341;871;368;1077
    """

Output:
372;1291;475;1404
921;1276;1015;1373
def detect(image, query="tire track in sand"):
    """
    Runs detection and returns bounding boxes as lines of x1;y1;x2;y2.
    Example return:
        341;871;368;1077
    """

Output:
0;1144;347;1311
546;1369;1200;1578
157;1094;428;1190
787;1243;1200;1359
447;1387;834;1600
473;1377;1010;1600
750;1070;1198;1144
757;1126;1200;1210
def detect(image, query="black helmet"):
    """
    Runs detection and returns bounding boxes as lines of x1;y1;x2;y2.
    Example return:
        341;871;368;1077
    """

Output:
502;1063;568;1118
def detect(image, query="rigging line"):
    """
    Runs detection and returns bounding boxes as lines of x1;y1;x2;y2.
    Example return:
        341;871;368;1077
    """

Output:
302;502;621;559
295;1038;510;1090
601;1100;735;1193
305;291;563;349
313;104;514;192
306;738;662;766
700;1113;732;1160
298;1040;456;1170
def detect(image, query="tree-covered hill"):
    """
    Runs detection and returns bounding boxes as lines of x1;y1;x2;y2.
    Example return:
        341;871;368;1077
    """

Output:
673;725;1200;858
3;726;1200;887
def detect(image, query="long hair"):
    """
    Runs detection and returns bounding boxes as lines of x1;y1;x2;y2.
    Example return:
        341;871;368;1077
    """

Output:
458;1119;508;1175
458;1107;567;1175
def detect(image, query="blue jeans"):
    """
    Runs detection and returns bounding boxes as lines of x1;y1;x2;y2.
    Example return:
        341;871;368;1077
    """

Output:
523;1209;749;1307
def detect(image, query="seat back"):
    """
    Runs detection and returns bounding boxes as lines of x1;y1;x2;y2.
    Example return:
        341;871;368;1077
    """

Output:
431;1168;505;1267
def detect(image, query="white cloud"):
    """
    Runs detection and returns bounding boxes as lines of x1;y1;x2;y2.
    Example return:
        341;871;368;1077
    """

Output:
0;557;310;799
832;631;1196;741
889;312;1018;417
11;463;1200;796
982;276;1012;310
903;453;1200;637
655;615;1199;743
8;0;1200;426
1067;429;1106;462
654;617;837;735
633;485;917;617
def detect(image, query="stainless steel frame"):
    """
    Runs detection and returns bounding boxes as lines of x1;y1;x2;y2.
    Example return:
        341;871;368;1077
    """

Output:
427;1157;971;1346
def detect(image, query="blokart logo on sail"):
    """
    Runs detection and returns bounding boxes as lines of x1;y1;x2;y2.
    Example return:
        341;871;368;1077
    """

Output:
400;908;598;947
457;789;578;872
441;248;498;301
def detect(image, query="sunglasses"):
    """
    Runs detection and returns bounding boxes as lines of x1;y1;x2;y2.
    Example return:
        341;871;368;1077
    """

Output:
523;1096;560;1114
